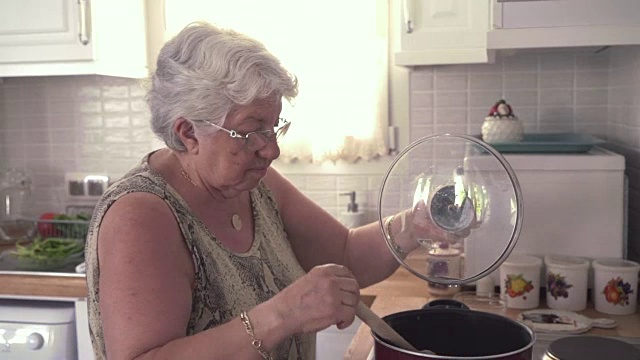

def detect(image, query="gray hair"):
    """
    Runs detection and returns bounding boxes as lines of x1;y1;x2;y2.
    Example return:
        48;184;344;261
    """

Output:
145;22;298;151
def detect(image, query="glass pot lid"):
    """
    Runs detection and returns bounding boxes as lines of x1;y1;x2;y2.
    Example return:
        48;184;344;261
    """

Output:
378;134;523;286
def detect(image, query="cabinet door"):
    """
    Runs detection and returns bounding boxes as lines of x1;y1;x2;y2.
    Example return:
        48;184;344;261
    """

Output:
0;0;93;64
396;0;491;65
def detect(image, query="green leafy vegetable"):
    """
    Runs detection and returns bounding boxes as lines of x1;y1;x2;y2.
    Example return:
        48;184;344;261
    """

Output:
11;237;84;262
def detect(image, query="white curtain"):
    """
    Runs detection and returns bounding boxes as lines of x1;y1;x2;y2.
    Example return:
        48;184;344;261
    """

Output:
165;0;389;163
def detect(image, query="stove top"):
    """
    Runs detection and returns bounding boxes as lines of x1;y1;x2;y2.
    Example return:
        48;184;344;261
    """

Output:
533;333;640;359
366;333;640;359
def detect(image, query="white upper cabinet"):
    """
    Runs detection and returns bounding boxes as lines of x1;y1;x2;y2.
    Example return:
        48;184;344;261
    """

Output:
393;0;494;66
393;0;640;66
489;0;640;49
0;0;152;78
0;0;93;63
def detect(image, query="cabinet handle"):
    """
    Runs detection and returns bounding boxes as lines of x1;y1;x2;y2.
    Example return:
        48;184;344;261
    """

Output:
78;0;91;45
403;0;414;34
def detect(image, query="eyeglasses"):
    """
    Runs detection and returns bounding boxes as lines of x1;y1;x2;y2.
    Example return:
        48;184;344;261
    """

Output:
190;117;290;151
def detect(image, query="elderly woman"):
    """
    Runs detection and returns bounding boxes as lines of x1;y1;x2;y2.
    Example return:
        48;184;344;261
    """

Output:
85;22;439;360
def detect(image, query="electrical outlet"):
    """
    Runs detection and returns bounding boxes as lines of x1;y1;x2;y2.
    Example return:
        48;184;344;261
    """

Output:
65;173;110;198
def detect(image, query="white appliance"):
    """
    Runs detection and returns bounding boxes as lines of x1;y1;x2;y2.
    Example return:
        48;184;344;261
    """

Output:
0;299;77;360
316;319;363;360
464;147;626;284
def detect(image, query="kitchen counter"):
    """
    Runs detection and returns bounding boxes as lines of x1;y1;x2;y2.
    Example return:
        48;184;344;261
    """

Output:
346;267;640;360
0;243;88;300
0;271;87;299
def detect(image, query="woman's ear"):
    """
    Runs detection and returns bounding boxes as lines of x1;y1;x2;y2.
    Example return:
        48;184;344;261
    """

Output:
174;118;199;154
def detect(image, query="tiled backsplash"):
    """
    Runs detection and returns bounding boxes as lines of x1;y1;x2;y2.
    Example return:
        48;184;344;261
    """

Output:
409;50;610;142
0;48;639;256
0;76;163;214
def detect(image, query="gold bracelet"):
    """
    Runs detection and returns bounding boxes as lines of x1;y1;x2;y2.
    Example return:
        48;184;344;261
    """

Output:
385;215;409;256
240;311;273;360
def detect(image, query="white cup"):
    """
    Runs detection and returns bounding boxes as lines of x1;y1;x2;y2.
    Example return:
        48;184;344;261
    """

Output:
500;254;542;309
544;255;589;311
592;259;640;315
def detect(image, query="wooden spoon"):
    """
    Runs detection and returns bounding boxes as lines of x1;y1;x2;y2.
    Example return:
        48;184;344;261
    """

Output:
355;301;435;355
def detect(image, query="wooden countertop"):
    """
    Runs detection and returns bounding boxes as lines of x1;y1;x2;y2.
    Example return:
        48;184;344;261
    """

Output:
346;267;640;360
0;243;88;299
0;272;88;299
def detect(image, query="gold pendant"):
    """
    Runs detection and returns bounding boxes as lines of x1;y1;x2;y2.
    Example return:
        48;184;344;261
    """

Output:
231;214;242;231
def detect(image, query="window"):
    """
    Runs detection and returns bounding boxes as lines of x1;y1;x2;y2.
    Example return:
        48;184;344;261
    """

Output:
165;0;389;163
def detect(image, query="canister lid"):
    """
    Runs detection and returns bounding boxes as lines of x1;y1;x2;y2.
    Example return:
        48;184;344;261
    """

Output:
593;259;640;272
427;243;461;257
502;254;542;268
546;336;640;360
544;255;589;270
378;134;523;286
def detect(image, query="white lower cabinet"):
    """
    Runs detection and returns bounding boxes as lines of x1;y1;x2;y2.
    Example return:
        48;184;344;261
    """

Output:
316;318;362;360
74;298;95;360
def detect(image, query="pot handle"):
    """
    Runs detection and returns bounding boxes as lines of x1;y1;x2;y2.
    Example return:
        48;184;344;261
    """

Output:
422;299;470;310
591;317;617;329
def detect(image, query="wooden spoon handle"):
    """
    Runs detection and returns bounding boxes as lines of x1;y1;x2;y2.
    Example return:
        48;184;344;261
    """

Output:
355;300;418;352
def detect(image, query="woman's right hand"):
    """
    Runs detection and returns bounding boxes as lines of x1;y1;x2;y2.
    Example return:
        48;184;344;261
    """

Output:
272;264;360;334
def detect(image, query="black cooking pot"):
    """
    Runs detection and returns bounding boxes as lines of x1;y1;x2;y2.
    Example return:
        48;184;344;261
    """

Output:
372;300;535;359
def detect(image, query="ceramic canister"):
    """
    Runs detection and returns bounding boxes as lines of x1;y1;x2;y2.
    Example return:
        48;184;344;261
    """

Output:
425;242;462;297
500;254;543;309
592;259;640;315
544;255;590;311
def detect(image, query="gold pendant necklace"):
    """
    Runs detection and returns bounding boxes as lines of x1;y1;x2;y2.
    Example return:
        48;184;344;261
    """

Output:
231;214;242;231
181;168;242;231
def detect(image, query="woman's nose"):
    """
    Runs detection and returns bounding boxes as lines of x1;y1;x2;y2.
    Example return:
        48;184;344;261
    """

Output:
257;138;280;160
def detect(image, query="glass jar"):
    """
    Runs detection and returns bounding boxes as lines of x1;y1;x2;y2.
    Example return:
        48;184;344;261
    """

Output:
0;168;35;242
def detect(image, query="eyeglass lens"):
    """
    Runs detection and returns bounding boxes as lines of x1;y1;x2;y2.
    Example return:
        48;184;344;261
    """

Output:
245;121;289;150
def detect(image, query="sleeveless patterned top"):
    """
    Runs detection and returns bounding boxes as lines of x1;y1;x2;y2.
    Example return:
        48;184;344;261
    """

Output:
85;154;315;359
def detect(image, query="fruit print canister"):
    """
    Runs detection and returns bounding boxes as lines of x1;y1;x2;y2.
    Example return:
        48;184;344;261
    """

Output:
500;254;543;309
544;255;590;311
593;259;640;315
426;242;462;297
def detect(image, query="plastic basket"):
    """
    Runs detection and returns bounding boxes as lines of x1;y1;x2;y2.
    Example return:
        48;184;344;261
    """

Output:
36;218;90;241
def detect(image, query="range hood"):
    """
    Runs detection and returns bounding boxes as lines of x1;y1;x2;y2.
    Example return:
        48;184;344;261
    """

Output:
488;0;640;50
